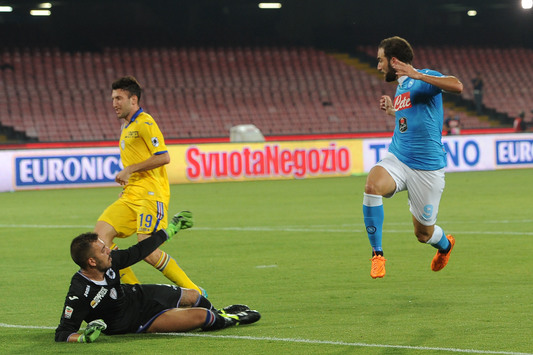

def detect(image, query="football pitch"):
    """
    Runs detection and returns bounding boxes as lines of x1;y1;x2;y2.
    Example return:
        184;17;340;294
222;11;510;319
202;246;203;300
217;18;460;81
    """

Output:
0;169;531;354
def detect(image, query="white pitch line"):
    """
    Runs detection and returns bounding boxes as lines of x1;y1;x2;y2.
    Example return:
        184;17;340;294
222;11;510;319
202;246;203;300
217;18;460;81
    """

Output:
0;223;532;235
161;333;533;355
255;264;278;268
0;224;95;229
0;323;530;355
0;323;55;330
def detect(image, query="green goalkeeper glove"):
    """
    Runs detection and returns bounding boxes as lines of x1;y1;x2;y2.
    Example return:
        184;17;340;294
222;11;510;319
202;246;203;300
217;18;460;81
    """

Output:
165;211;194;239
77;319;107;343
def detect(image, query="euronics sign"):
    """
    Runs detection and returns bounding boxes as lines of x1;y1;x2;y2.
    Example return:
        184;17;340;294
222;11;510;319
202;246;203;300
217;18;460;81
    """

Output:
495;139;533;165
0;134;531;192
0;148;122;191
15;154;122;187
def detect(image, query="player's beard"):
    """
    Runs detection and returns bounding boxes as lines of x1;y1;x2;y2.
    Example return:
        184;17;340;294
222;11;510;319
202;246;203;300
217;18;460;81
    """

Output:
116;110;128;120
385;67;397;82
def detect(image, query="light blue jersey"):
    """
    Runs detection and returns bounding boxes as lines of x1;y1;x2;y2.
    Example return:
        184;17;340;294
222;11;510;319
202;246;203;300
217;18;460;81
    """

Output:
388;69;447;170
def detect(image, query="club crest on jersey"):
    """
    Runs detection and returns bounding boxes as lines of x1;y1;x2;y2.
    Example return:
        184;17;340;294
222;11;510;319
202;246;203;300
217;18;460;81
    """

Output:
106;268;116;280
394;92;412;111
399;117;408;133
404;79;415;89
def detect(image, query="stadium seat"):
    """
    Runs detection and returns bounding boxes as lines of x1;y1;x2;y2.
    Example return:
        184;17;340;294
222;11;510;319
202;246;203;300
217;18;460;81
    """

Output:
0;45;523;142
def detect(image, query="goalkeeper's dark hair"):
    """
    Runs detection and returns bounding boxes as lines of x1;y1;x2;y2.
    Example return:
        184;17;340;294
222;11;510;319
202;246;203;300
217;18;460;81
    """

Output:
71;232;99;268
379;36;414;64
112;75;142;103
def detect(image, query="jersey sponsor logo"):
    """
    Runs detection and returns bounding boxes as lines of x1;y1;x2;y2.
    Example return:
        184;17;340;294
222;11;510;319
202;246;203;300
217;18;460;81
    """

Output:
90;287;108;308
399;117;408;133
64;306;74;319
125;131;139;139
151;137;160;147
394;92;412;111
84;285;90;297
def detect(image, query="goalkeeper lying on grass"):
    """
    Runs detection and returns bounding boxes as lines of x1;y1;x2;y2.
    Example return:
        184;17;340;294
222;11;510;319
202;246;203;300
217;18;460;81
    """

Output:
55;211;260;343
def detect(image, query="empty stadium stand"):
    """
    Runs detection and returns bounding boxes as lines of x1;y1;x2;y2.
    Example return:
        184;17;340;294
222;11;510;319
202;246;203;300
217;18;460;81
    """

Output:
358;45;533;127
0;45;516;142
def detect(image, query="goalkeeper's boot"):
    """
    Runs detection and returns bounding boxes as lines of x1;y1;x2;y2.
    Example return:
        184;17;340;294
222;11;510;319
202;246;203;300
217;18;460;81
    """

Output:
221;310;261;327
217;304;251;316
431;235;455;271
370;253;386;279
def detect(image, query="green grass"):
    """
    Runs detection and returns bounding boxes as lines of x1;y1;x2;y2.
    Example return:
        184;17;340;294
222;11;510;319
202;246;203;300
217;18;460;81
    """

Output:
0;169;532;354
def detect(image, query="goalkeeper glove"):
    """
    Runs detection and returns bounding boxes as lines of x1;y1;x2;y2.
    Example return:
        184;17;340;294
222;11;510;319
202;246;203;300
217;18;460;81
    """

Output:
165;210;194;239
77;319;107;343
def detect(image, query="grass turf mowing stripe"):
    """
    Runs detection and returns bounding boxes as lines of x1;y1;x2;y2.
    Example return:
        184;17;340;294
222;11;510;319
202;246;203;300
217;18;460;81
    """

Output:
0;323;531;355
0;223;532;236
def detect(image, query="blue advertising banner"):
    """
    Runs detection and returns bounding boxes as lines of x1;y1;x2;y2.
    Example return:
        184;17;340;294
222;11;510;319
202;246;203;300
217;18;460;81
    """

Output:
1;134;532;192
15;154;122;187
495;139;533;165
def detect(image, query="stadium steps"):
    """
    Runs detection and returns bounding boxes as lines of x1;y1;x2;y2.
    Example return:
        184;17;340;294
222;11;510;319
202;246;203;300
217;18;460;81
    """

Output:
0;123;37;143
332;50;503;129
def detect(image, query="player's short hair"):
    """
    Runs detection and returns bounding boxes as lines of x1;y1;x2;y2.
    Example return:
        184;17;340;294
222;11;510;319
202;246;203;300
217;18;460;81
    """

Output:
112;76;142;103
379;36;414;64
71;232;99;269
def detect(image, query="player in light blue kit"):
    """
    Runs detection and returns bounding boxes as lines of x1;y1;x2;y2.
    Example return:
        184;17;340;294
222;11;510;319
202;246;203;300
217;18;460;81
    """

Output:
363;36;463;278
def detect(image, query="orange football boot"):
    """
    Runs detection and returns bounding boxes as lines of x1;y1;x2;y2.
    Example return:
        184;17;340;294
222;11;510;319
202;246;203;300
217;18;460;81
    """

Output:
370;254;386;278
431;235;455;271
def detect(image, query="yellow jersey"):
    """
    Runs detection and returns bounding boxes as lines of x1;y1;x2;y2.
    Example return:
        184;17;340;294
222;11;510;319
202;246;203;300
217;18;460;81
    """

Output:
119;108;170;203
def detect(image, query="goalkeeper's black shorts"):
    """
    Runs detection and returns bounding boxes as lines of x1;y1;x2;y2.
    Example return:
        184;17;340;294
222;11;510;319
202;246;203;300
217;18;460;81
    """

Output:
105;284;183;335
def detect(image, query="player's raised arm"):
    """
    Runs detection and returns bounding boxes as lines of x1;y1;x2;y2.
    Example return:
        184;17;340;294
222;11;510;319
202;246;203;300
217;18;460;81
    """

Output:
111;211;193;269
391;58;463;94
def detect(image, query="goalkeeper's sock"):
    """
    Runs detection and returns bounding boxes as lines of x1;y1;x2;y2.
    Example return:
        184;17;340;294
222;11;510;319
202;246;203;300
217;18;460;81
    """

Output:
363;193;384;254
193;294;214;311
110;244;140;284
426;225;451;252
202;310;230;330
154;251;202;293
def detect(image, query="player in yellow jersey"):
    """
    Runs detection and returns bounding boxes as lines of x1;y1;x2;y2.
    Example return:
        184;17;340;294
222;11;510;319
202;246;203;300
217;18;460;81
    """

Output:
94;76;205;296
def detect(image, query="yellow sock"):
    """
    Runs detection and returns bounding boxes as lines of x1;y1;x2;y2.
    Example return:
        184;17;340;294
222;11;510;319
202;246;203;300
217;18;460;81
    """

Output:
110;243;140;284
155;251;202;293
